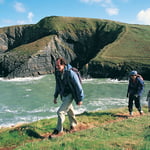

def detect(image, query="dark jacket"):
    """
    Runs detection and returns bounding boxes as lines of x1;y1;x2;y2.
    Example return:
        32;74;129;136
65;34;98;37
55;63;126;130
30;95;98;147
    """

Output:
54;64;84;104
127;76;144;97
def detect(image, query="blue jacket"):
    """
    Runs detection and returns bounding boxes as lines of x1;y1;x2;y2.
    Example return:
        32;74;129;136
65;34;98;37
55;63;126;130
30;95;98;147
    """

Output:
127;77;144;97
54;64;84;104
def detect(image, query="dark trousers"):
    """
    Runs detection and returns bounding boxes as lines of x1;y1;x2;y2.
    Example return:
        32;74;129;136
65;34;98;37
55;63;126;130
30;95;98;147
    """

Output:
128;95;142;112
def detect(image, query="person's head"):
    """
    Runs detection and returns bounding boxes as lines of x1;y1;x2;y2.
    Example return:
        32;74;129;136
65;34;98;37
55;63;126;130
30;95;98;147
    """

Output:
55;57;66;72
129;70;137;80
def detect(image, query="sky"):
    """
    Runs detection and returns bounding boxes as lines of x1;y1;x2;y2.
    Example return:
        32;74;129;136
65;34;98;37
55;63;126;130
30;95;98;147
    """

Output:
1;0;150;28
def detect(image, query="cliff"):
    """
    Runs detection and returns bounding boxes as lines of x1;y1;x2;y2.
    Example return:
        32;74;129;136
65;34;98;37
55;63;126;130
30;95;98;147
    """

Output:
0;16;150;80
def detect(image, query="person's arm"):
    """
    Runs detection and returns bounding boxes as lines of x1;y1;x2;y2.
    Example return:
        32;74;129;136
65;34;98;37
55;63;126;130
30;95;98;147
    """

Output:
53;73;60;104
127;80;130;97
137;77;144;96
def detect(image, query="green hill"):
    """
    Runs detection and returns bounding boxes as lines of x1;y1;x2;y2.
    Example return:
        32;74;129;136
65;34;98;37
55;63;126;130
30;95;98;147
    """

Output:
0;16;150;79
95;24;150;65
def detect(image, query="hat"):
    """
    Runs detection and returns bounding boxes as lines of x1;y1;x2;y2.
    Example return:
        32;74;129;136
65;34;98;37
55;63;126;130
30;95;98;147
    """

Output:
129;70;137;76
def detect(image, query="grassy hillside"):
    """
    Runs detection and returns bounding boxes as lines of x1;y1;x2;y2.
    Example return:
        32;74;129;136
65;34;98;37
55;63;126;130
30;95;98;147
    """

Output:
37;16;150;65
94;24;150;65
0;107;149;150
8;16;150;66
1;16;150;79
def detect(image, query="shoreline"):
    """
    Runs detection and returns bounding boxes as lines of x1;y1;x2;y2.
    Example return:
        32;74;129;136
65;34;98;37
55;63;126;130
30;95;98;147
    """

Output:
1;105;149;130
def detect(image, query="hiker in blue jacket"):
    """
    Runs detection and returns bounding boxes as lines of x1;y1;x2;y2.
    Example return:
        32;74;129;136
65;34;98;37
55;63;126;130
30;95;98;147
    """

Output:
127;70;144;116
146;90;150;112
50;57;84;138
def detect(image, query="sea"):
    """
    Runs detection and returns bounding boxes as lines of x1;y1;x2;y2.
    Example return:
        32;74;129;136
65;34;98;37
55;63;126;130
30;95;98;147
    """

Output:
0;75;150;128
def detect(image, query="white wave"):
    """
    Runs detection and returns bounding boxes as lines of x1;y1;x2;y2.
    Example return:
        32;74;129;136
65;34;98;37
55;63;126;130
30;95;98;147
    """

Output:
88;97;128;106
0;105;59;115
25;89;32;92
0;75;45;82
25;107;59;114
75;108;87;114
0;106;20;114
89;101;104;106
83;78;128;85
4;109;18;113
22;94;30;98
0;123;16;128
82;78;95;83
0;115;57;128
106;78;128;84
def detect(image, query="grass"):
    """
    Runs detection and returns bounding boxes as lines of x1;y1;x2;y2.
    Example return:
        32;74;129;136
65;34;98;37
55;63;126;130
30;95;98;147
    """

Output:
0;106;150;150
33;17;150;66
94;24;150;65
11;35;53;56
1;16;150;78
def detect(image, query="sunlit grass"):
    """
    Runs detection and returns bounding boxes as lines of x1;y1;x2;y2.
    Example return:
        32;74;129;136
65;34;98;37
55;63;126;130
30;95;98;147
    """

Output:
0;107;149;150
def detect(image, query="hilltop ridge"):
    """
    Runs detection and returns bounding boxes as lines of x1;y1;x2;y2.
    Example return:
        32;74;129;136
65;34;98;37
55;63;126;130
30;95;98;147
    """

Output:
0;16;150;80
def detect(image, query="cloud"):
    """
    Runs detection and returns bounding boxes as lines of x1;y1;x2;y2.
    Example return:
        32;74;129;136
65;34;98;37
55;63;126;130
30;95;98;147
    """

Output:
80;0;119;16
14;2;26;13
80;0;102;3
106;7;119;16
1;12;34;27
28;12;34;23
137;8;150;25
80;0;111;4
16;12;34;25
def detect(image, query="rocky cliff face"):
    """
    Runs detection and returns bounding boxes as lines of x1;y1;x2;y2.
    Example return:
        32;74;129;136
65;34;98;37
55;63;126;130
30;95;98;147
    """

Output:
0;16;150;80
87;61;150;80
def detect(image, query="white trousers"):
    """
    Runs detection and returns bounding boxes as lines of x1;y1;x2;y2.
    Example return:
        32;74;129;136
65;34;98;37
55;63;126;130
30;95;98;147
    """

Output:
56;94;77;132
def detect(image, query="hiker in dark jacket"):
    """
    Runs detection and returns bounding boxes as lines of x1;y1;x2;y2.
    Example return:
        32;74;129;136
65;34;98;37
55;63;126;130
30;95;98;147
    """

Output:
146;90;150;112
127;70;144;116
50;57;84;138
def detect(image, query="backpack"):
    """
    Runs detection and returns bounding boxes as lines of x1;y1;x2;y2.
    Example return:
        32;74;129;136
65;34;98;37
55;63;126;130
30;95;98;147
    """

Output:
135;74;144;87
136;74;144;81
69;67;82;84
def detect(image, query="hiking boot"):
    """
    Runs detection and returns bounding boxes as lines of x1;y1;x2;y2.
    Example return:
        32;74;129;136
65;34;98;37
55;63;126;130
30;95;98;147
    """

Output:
70;125;77;133
139;111;143;115
49;131;64;139
52;129;59;134
129;112;133;116
63;128;70;133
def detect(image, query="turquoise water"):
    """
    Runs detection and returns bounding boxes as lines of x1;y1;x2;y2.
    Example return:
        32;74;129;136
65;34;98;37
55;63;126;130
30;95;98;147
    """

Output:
0;75;150;127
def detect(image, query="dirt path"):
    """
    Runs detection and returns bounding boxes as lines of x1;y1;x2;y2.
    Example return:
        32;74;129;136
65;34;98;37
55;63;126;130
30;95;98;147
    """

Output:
42;111;146;138
0;112;147;150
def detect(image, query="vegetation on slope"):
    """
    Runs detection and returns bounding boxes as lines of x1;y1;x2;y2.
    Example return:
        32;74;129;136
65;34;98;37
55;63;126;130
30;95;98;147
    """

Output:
94;24;150;65
1;16;150;79
0;107;149;150
8;16;150;67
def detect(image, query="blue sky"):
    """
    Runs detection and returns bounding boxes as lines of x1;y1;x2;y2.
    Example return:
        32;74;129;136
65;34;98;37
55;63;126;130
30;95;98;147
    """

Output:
1;0;150;27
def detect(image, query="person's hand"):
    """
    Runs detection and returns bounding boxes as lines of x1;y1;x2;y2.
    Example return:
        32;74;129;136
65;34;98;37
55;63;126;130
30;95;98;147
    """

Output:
53;98;57;104
77;101;82;106
126;93;129;98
